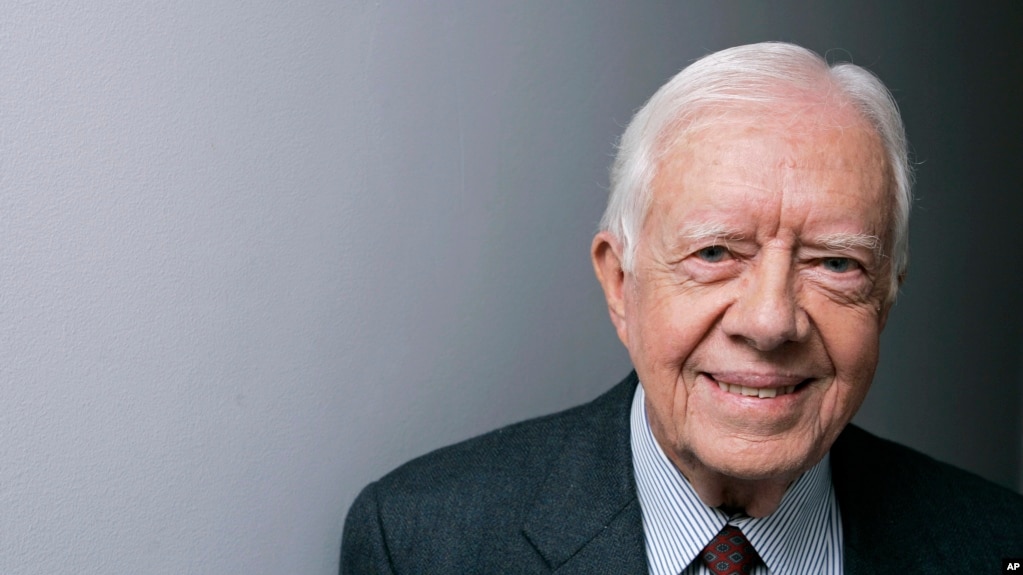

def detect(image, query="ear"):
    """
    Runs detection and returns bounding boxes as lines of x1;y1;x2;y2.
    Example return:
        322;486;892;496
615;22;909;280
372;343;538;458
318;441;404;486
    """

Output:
591;231;630;346
878;302;892;331
879;269;907;330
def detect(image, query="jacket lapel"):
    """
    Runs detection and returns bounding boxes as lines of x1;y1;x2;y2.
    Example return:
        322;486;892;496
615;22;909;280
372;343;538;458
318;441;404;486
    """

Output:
521;374;648;573
832;425;882;575
832;424;919;575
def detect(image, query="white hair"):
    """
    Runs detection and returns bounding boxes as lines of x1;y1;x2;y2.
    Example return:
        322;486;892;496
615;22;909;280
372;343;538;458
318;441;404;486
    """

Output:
599;42;912;301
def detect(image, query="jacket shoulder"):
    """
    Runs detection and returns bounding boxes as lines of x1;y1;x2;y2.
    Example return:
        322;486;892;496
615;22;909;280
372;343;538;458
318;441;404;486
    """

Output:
341;374;639;573
833;424;1023;567
373;373;634;505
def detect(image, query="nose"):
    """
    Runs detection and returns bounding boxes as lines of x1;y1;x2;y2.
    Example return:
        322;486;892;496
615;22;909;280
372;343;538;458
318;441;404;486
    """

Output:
720;249;810;351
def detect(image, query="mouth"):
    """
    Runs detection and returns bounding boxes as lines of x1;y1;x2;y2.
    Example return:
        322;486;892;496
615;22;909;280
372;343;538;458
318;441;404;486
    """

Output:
706;373;811;399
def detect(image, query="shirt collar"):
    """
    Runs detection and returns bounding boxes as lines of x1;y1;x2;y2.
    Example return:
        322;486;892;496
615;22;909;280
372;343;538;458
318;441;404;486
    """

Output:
630;383;843;575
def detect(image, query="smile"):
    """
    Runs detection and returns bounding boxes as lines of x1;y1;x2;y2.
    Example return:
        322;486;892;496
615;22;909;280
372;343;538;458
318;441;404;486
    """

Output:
716;381;800;398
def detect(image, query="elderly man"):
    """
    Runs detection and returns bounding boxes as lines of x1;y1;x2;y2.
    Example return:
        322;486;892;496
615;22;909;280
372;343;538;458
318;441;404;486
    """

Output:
342;42;1023;574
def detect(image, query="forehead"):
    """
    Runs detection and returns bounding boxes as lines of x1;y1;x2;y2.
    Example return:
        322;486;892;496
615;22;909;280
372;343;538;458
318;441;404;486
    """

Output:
648;105;891;241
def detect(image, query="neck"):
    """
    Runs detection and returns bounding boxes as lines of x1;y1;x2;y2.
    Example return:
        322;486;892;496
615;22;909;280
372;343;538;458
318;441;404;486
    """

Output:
670;453;797;518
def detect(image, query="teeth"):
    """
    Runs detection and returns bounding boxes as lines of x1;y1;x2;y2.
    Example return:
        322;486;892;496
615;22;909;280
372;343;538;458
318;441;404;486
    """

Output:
717;382;799;398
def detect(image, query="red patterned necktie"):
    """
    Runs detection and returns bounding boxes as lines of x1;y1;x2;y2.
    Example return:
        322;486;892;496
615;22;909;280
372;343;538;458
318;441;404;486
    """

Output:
700;525;762;575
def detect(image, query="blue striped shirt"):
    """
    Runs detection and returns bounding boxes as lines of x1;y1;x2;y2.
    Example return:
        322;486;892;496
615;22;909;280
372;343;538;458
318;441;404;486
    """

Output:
630;384;844;575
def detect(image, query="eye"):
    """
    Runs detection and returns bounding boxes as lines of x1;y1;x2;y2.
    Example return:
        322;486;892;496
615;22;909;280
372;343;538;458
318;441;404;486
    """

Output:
821;257;858;273
696;245;729;263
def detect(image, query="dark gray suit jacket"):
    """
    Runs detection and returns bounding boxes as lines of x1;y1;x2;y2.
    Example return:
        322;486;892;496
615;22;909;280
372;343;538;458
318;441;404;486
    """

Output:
342;373;1023;573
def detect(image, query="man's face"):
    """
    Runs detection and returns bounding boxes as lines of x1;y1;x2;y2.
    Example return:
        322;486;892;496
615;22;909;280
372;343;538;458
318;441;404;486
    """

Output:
595;106;892;485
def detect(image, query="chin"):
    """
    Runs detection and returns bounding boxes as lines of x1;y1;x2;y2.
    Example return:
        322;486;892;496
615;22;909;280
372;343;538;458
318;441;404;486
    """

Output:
693;435;824;483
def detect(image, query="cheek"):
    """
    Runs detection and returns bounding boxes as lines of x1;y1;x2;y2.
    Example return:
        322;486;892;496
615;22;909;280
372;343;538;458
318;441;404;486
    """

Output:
630;302;733;434
630;288;720;368
822;313;881;391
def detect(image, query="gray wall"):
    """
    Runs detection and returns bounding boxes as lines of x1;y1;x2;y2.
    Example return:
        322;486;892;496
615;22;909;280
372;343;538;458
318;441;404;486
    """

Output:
1;2;1018;573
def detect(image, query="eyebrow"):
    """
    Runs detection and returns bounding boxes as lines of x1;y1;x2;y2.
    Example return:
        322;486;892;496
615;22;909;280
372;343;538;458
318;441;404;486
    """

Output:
678;222;747;243
814;232;882;255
